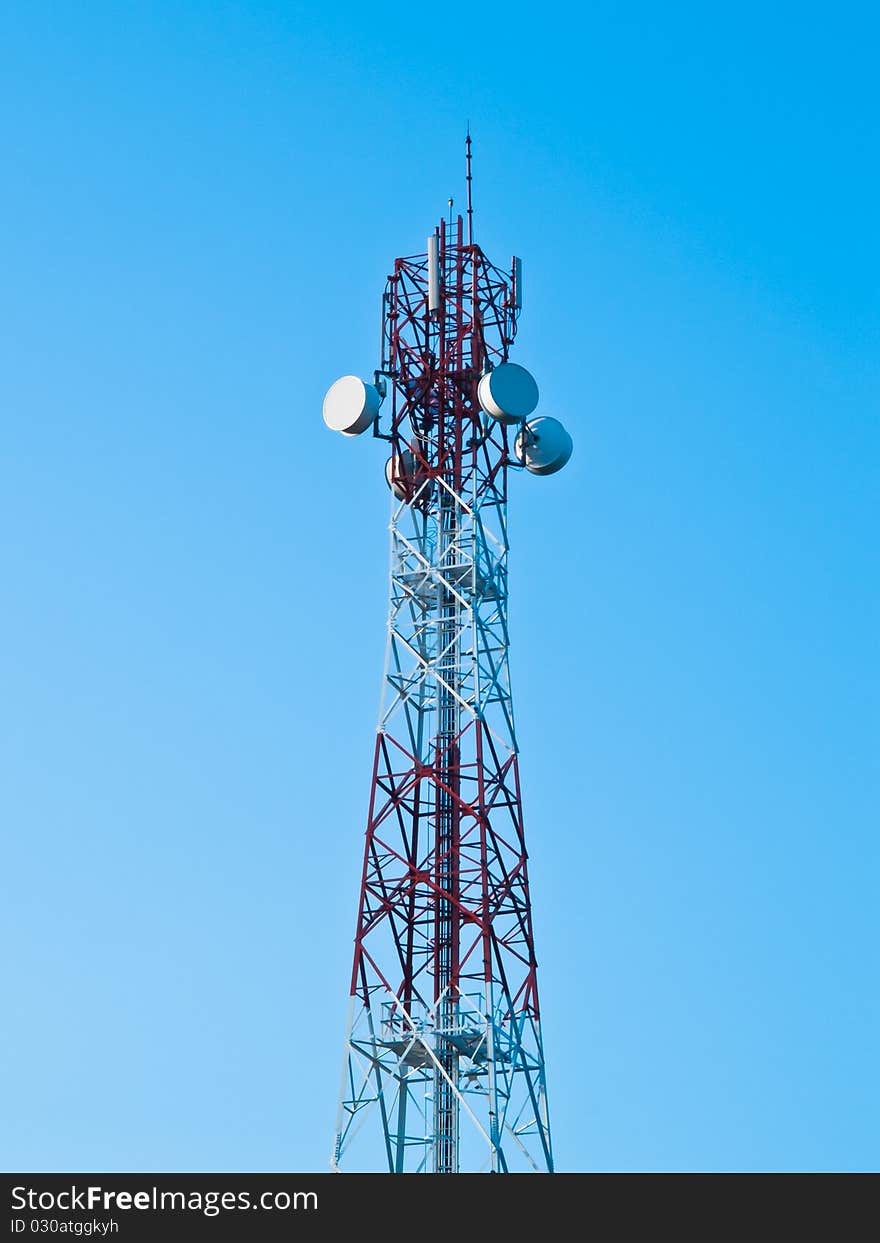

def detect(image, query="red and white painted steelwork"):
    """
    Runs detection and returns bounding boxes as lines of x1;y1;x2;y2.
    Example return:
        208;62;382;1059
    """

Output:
326;145;570;1173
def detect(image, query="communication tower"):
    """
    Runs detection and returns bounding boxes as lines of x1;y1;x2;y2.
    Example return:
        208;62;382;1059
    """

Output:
324;139;571;1173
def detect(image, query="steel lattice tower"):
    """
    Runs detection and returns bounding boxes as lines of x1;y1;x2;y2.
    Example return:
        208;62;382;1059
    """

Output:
324;142;571;1174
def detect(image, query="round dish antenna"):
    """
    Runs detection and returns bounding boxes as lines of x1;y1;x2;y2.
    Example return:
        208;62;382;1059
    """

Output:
323;375;383;436
385;449;433;505
477;362;539;425
515;415;573;476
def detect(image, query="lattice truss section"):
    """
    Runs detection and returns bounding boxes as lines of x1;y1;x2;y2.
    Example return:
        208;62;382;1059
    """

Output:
334;219;553;1173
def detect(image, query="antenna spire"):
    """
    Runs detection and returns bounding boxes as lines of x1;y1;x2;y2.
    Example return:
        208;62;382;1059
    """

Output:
466;128;474;246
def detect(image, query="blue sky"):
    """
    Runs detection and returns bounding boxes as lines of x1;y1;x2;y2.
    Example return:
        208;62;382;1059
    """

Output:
1;1;877;1171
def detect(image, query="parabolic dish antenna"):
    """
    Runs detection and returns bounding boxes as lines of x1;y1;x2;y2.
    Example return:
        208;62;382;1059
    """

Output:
323;375;383;436
477;362;539;425
515;415;573;476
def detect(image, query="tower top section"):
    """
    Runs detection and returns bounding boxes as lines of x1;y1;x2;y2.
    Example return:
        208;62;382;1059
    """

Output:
321;137;572;482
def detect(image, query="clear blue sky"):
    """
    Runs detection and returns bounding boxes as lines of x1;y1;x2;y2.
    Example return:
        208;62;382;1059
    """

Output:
1;1;877;1172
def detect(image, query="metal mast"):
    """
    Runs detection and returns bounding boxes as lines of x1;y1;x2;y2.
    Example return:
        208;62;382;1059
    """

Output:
325;145;571;1173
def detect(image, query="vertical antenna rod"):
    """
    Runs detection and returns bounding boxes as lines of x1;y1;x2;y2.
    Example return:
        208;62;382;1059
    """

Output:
466;129;474;246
